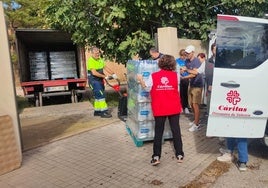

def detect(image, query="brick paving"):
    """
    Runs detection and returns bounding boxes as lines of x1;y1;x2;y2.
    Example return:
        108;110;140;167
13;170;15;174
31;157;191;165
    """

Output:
0;107;267;188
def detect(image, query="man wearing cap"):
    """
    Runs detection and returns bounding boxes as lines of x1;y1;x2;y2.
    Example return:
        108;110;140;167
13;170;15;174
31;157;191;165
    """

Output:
181;45;203;132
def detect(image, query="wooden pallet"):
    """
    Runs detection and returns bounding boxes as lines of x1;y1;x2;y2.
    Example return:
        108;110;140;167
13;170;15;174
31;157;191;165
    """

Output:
125;124;145;147
125;124;172;147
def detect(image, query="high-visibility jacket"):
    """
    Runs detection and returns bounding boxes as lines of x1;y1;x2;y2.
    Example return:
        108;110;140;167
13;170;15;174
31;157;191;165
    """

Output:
87;56;105;82
150;70;182;116
87;56;108;112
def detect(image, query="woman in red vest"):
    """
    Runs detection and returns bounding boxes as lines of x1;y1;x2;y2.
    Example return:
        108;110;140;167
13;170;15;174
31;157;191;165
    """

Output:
137;55;184;166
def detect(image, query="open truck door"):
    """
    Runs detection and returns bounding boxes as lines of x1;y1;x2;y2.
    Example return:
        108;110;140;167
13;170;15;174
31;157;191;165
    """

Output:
206;15;268;139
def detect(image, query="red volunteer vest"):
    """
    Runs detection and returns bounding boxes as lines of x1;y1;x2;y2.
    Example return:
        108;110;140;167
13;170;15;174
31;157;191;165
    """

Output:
150;70;182;116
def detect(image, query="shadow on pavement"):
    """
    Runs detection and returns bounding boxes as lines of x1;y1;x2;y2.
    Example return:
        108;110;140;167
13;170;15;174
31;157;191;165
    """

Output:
248;138;268;159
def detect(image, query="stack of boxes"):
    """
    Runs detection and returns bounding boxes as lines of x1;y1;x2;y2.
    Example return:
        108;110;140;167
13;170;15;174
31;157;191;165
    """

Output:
50;51;77;79
126;60;173;142
28;51;78;81
29;52;49;80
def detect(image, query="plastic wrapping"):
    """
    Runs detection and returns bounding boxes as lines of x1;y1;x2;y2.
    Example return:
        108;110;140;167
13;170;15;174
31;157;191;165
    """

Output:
50;51;77;79
126;60;173;141
29;52;49;80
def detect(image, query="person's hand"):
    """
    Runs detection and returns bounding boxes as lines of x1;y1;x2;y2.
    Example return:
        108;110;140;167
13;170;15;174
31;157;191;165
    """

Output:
111;73;118;79
136;74;143;82
105;76;113;80
208;85;212;92
180;66;187;71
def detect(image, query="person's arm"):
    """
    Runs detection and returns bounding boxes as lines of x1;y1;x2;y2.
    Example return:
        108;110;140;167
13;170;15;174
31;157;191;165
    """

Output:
181;66;198;80
137;74;146;88
205;62;214;91
206;75;213;92
185;68;198;75
177;72;180;92
185;64;205;75
182;59;203;78
136;74;152;91
91;69;106;79
181;73;196;80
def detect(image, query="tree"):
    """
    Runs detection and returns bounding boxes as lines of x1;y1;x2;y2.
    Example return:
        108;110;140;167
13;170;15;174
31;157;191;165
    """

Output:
5;0;267;64
3;0;49;29
44;0;268;64
3;0;50;62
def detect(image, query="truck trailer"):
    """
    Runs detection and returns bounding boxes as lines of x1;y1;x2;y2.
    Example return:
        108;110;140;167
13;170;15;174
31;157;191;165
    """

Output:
16;29;87;106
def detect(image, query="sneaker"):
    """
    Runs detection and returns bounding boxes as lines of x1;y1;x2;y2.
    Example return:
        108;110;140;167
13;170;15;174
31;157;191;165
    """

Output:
237;161;247;171
151;156;160;166
189;121;195;126
188;124;200;132
219;147;231;154
184;108;190;114
176;155;184;163
217;153;233;162
189;120;201;126
101;111;112;118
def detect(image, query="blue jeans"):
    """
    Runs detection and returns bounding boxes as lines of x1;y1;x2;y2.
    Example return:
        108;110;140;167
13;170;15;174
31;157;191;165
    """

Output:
226;137;248;163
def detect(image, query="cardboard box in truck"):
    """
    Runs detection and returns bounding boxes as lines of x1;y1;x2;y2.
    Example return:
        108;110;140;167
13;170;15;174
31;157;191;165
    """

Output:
15;29;87;106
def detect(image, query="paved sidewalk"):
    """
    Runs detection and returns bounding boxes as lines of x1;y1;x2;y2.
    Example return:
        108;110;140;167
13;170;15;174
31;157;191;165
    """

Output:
211;138;268;188
0;110;267;187
0;113;219;187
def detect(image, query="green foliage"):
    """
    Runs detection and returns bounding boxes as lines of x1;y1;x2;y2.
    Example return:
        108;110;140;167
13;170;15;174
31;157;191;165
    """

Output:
3;0;50;28
3;0;50;65
16;96;31;113
45;0;267;64
3;0;268;64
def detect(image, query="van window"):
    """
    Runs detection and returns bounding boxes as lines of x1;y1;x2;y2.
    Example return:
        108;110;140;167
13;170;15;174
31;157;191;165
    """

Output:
215;20;268;69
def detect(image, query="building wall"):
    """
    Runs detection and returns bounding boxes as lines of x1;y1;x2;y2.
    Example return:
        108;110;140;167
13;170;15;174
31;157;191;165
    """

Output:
0;2;22;175
157;27;208;59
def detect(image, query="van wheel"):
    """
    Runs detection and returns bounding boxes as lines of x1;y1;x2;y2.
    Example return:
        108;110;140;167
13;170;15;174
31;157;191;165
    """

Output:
262;134;268;147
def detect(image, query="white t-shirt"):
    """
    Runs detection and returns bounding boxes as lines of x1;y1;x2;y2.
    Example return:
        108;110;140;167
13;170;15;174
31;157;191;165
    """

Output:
197;61;205;74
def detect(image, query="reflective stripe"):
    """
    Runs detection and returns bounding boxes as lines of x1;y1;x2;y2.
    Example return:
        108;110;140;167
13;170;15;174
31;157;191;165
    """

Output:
94;98;108;111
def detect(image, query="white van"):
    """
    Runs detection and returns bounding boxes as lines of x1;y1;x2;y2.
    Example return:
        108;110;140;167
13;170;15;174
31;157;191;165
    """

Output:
206;14;268;145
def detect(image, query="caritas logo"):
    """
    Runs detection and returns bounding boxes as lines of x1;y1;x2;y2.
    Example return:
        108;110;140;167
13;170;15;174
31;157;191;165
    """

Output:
226;90;241;105
218;90;247;112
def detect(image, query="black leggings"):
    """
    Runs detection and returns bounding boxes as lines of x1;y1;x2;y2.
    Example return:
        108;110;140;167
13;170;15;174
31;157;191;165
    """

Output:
153;114;184;158
180;79;189;109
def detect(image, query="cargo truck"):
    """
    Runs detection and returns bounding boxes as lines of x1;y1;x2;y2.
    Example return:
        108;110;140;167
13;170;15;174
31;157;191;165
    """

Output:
15;29;87;106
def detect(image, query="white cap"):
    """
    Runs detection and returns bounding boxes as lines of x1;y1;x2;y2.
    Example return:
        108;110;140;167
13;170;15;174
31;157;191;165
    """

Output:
185;45;195;53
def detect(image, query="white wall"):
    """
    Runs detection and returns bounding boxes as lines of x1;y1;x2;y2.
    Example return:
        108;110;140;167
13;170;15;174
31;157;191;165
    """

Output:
0;1;22;174
157;27;179;58
157;27;208;59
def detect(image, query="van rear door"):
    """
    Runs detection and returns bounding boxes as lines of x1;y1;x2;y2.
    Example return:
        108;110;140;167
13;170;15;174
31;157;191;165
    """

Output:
206;14;268;138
